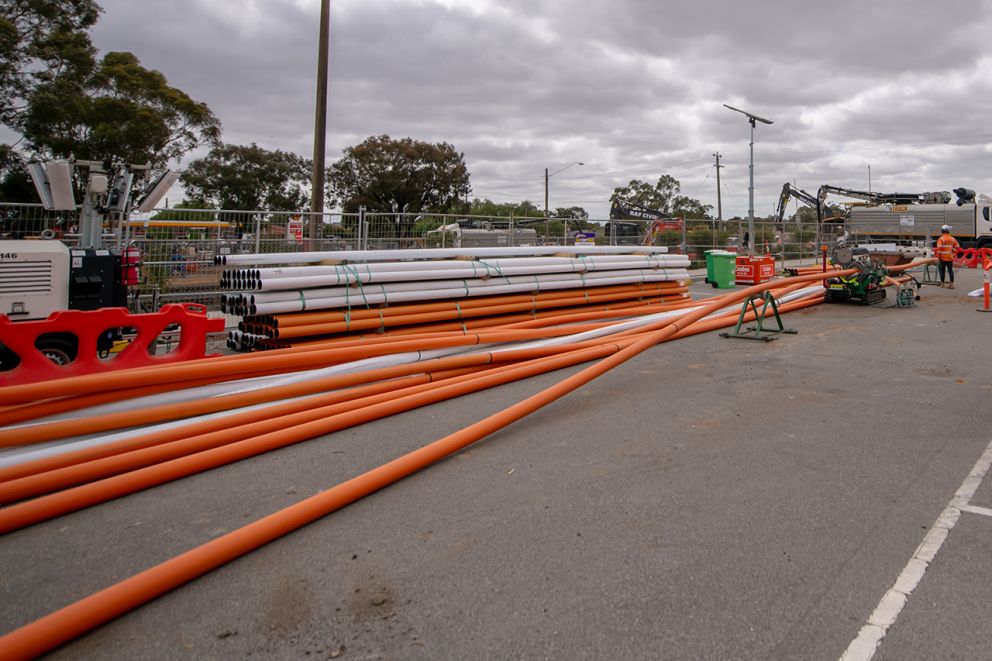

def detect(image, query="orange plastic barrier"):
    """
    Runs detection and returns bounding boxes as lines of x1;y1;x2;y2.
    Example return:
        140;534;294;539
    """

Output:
953;247;991;269
0;304;224;387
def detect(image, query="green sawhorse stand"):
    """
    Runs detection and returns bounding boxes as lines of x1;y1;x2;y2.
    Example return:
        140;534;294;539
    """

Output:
719;291;797;342
922;262;942;286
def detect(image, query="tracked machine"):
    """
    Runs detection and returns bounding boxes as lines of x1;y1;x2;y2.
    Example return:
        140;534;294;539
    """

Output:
823;245;889;305
823;243;921;306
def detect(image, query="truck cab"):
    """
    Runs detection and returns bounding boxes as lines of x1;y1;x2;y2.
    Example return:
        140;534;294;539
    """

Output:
977;201;992;248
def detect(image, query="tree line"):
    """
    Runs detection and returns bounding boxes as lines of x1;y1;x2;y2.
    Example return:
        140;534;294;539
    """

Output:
0;0;713;228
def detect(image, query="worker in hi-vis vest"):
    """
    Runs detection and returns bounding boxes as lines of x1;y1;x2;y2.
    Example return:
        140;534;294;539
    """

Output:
934;224;960;289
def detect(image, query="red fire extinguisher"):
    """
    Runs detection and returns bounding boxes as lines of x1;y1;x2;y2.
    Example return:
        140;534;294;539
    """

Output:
120;245;142;286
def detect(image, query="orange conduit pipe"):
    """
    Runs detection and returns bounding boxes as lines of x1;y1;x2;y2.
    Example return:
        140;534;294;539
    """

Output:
0;297;686;427
254;296;693;350
0;368;488;486
0;283;849;508
1;291;828;512
0;366;298;429
0;345;622;531
2;278;820;443
0;317;659;447
252;294;690;346
0;272;850;660
254;296;697;352
0;291;829;529
254;288;690;339
258;281;687;328
0;364;516;506
0;353;507;446
268;284;821;351
240;283;688;335
0;285;801;481
0;283;692;406
0;295;688;407
0;290;807;509
1;312;717;445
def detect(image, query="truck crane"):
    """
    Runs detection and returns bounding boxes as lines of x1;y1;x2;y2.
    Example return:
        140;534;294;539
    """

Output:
816;184;991;248
816;184;951;207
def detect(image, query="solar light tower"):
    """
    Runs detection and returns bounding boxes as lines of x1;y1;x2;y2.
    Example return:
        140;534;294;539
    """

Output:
723;104;773;256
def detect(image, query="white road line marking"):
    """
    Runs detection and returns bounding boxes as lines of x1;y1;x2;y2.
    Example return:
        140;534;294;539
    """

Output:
840;438;992;661
962;504;992;518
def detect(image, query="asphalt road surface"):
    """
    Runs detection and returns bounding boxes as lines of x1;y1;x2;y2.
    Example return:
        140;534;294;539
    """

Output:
1;268;990;660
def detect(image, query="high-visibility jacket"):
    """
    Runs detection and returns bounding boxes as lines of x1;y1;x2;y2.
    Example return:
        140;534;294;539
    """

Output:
935;233;960;261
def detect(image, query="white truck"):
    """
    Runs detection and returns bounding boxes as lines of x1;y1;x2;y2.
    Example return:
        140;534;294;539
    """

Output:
818;185;992;248
847;200;992;248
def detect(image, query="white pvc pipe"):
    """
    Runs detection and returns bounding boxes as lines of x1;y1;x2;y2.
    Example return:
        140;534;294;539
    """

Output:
245;254;689;280
249;271;690;315
217;245;672;266
248;259;691;291
232;254;690;282
248;268;688;301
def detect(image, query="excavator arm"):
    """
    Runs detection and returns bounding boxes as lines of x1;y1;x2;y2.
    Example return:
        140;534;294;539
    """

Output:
610;199;668;220
776;183;820;224
817;184;951;206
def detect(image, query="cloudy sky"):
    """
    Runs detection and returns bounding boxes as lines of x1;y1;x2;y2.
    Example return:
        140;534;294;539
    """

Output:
91;0;992;219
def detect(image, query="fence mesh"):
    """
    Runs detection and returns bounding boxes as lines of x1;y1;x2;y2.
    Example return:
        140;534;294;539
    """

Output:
1;202;851;312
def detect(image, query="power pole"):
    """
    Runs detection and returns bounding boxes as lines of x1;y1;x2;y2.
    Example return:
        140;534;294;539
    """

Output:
713;152;724;225
310;0;331;243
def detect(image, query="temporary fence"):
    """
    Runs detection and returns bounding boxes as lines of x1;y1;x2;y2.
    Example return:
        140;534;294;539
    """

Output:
2;202;847;311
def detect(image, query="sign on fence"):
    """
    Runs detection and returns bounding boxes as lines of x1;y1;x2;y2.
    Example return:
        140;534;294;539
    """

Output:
286;215;304;242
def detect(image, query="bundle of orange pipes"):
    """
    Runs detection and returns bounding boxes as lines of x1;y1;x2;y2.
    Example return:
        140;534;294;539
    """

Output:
0;261;936;660
230;281;693;351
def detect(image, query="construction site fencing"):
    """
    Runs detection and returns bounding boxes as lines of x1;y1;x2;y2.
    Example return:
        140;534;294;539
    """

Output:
2;202;842;311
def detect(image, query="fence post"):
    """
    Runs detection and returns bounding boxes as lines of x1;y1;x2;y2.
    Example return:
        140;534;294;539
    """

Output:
358;206;366;251
254;214;261;253
508;212;514;247
680;218;687;256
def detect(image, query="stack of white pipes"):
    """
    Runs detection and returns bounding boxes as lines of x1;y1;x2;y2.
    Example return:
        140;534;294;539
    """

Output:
219;250;691;316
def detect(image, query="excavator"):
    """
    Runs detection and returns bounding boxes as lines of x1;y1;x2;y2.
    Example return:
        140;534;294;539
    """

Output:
608;200;682;246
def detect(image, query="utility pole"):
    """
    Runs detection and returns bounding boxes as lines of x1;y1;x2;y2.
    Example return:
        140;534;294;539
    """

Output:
713;152;724;225
310;0;331;243
544;162;583;217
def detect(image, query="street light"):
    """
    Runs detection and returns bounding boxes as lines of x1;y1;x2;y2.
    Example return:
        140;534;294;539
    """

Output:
723;104;773;256
545;161;584;216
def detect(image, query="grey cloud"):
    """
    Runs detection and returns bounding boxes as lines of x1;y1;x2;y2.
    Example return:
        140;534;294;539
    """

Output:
88;0;992;219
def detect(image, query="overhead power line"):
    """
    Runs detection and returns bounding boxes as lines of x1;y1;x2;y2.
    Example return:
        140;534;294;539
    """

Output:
716;132;992;160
